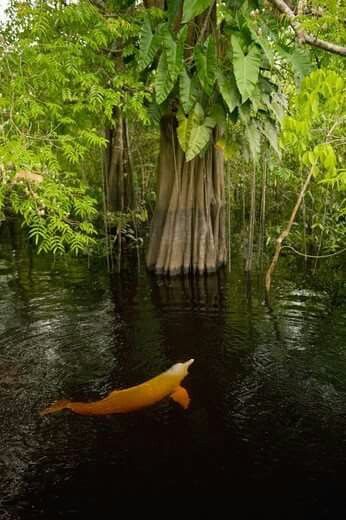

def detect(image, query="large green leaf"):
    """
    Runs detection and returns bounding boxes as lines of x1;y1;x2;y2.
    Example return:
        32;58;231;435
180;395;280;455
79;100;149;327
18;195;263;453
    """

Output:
177;103;215;161
162;25;186;79
216;71;240;114
239;101;251;124
138;16;157;71
155;51;176;104
179;68;199;113
194;36;217;96
163;28;178;77
278;46;313;83
248;23;275;66
261;119;281;157
208;102;226;129
231;35;261;103
177;114;190;152
177;103;204;152
264;91;287;125
245;119;261;163
176;25;188;64
187;123;213;161
182;0;212;24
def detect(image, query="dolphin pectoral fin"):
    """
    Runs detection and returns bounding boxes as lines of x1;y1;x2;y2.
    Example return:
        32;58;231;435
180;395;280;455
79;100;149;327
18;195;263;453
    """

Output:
40;399;70;416
170;386;191;410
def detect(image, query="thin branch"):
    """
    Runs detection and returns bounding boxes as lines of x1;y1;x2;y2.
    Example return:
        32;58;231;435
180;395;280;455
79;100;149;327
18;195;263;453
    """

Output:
265;166;314;294
268;0;346;56
326;117;345;139
282;245;346;259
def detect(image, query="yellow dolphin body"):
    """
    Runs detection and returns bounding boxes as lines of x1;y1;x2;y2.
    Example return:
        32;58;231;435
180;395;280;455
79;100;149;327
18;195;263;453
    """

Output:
40;359;194;416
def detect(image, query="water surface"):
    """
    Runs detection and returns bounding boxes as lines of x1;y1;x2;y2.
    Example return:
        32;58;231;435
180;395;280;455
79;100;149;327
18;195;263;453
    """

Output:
1;227;345;517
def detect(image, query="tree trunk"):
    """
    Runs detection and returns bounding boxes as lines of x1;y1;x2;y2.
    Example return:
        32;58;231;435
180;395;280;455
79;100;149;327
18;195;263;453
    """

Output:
104;114;135;212
144;0;225;276
146;115;226;276
245;163;256;272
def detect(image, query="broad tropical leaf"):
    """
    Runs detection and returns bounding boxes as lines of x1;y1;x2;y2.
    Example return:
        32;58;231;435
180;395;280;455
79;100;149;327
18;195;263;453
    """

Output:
177;113;190;152
155;51;175;104
187;123;213;161
177;103;204;152
216;71;240;114
163;28;178;77
180;68;199;113
245;119;261;163
278;46;313;83
239;101;252;124
162;25;186;79
178;24;188;45
182;0;212;24
208;103;226;129
194;36;217;96
231;35;261;103
264;91;287;125
138;16;155;71
176;25;188;66
177;103;215;161
261;119;281;157
248;23;275;66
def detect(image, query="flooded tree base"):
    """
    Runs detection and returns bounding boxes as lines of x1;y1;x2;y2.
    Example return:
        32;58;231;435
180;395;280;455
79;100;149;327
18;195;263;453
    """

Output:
146;116;227;276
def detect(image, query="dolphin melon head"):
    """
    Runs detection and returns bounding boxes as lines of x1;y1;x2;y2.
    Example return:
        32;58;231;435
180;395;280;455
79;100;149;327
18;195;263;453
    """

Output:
167;358;194;378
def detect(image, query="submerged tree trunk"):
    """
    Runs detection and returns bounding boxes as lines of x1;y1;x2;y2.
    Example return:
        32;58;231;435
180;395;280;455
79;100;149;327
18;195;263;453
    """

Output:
245;163;256;272
146;115;226;276
104;114;135;212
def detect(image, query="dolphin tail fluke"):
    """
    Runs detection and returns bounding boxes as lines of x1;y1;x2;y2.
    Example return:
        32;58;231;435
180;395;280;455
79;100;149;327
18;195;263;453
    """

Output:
170;385;191;409
40;399;70;416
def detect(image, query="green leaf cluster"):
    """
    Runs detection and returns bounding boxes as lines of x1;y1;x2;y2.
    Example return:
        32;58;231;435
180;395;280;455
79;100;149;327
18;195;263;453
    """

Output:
282;69;345;186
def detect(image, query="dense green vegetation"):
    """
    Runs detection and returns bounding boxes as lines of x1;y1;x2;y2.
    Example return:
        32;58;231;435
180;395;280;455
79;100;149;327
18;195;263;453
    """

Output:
0;1;345;286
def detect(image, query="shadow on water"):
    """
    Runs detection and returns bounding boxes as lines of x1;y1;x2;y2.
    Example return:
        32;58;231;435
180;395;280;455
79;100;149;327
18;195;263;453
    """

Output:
1;223;346;516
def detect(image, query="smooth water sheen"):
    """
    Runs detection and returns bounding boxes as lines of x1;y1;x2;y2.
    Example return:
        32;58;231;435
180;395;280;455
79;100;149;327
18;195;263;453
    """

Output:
1;228;346;516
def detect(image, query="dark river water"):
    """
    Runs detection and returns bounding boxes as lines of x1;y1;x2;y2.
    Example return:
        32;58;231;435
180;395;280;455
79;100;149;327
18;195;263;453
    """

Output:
0;226;346;517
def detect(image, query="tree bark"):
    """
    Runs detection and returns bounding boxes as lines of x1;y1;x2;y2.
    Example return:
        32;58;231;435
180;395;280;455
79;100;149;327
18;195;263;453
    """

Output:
104;114;135;212
146;115;226;276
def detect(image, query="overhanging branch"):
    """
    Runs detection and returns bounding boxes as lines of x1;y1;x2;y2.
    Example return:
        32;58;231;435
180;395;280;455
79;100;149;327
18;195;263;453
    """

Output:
268;0;346;57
